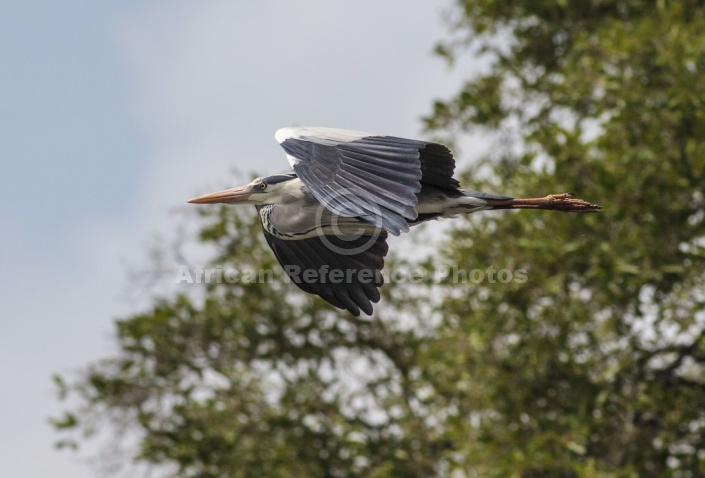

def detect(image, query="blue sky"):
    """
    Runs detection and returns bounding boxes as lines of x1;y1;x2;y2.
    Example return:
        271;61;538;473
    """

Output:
1;1;483;476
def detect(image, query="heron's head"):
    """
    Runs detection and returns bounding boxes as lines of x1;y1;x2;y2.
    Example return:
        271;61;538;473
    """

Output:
188;173;301;206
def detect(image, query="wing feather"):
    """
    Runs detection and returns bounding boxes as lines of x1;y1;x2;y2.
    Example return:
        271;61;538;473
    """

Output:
262;229;388;316
418;143;460;189
277;127;427;235
276;126;462;235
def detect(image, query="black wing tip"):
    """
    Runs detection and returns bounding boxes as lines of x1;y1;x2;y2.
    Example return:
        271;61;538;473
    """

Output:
262;230;387;318
339;300;373;317
323;289;371;317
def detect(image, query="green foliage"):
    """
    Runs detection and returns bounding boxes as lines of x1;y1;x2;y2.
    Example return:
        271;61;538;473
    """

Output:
55;2;705;477
418;1;705;476
56;206;442;477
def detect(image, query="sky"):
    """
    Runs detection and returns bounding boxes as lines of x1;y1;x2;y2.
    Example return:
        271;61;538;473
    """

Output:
1;1;484;476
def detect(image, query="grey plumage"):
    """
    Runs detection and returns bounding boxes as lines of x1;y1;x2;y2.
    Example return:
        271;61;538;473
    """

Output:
188;126;601;316
280;131;427;235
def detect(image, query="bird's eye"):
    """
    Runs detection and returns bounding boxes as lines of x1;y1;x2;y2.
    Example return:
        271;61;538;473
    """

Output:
259;182;267;190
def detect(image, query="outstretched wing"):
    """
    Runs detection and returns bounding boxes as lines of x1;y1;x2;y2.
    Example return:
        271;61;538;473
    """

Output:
262;229;388;317
275;126;458;235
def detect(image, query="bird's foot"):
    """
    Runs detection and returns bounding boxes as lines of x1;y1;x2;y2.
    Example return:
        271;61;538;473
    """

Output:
483;192;601;212
544;192;601;212
547;192;574;201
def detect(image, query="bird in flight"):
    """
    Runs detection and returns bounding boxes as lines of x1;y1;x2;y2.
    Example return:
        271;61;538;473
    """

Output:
189;127;600;316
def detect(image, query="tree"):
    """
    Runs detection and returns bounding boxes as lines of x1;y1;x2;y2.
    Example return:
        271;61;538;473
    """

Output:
55;1;705;477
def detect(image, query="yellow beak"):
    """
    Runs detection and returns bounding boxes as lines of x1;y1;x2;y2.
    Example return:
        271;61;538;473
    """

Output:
187;186;251;204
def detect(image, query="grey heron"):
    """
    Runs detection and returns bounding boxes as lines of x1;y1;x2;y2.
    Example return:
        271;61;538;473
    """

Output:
189;127;600;316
